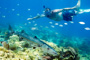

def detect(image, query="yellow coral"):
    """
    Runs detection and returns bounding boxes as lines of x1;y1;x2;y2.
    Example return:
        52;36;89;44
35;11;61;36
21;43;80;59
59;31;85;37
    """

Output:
0;51;4;56
8;35;19;43
0;35;82;60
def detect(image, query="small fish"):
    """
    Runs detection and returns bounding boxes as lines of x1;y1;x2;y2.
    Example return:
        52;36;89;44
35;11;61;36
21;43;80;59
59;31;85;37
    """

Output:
59;24;63;27
64;23;68;25
84;27;90;30
8;25;58;56
79;21;85;25
55;23;58;25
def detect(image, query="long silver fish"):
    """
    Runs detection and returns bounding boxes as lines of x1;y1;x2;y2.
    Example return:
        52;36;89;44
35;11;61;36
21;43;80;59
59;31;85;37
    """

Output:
8;25;58;56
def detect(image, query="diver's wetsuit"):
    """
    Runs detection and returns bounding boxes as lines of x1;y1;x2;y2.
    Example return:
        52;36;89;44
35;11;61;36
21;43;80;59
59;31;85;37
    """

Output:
62;9;77;21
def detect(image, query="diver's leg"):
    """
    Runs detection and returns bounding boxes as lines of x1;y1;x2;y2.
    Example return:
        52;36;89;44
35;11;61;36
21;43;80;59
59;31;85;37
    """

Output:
78;9;90;14
73;0;81;11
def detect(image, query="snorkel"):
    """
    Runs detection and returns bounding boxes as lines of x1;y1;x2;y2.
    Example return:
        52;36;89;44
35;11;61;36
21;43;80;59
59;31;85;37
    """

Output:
43;5;51;17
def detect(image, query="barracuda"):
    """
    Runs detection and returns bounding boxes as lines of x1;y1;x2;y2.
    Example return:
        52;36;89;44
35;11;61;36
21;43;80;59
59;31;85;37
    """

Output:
8;25;58;56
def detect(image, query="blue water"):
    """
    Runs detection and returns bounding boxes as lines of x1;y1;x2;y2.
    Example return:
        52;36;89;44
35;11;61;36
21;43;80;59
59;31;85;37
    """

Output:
0;0;90;38
0;0;90;50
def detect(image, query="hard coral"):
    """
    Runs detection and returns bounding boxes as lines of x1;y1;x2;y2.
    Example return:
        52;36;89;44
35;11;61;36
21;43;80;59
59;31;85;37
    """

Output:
0;35;81;60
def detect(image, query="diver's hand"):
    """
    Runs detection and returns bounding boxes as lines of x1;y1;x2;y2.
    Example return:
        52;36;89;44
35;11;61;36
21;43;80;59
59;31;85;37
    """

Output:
27;18;33;20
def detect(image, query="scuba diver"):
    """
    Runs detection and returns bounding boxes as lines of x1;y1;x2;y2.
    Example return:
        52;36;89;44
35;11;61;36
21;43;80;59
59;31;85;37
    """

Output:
27;0;81;21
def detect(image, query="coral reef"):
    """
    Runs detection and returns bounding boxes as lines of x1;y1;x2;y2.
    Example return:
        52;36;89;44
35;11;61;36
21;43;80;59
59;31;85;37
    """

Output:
0;35;81;60
0;28;90;60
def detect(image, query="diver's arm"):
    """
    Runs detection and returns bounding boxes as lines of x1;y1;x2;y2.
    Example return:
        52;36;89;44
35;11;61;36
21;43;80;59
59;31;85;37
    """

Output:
27;14;45;20
78;9;90;14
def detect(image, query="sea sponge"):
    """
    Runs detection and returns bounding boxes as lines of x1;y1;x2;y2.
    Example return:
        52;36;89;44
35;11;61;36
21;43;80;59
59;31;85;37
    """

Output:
8;35;19;43
8;35;20;50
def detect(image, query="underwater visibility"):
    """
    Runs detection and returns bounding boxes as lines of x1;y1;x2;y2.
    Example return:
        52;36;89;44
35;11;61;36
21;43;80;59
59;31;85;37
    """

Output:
0;0;90;60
